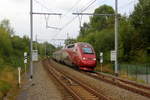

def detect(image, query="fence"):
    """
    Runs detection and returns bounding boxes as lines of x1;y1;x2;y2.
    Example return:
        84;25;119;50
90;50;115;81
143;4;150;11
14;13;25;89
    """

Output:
118;64;150;84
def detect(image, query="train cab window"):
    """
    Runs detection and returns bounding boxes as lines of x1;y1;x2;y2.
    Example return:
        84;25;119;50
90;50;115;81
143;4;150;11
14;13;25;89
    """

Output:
82;48;93;54
67;44;74;49
73;48;77;52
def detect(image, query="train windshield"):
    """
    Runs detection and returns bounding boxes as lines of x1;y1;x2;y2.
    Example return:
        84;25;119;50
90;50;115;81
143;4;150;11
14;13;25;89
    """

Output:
82;48;93;54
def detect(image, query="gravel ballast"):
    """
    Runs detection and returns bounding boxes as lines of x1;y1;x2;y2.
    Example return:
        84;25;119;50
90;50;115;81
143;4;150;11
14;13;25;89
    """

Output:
50;59;149;100
17;61;71;100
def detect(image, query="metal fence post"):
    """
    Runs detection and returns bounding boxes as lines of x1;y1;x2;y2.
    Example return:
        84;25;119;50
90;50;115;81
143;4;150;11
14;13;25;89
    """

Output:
136;65;137;82
146;65;148;84
127;65;129;77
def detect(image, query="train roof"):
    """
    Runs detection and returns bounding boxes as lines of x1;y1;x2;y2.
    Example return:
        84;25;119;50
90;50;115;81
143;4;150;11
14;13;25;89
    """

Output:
75;42;92;47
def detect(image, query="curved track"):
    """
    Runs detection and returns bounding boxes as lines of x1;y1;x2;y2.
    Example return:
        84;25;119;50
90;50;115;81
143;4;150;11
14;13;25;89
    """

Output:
43;60;111;100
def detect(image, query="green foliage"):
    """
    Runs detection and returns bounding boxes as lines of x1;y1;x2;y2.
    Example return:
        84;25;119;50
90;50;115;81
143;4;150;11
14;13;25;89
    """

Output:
64;38;77;45
90;5;115;31
44;42;56;56
130;0;150;48
33;41;56;58
77;2;150;63
0;19;56;99
0;25;13;57
0;80;12;97
0;19;56;67
0;19;14;35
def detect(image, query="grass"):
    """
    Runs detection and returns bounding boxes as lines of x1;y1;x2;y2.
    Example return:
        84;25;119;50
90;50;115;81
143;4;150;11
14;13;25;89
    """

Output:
96;63;148;84
0;80;12;99
96;63;114;74
0;65;20;100
119;72;146;84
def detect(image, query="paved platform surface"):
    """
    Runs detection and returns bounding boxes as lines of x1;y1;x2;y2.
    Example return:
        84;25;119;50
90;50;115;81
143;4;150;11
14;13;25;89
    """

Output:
17;61;63;100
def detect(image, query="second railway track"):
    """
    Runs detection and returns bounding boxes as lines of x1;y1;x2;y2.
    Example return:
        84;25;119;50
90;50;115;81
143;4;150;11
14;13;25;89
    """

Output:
43;60;111;100
82;71;150;98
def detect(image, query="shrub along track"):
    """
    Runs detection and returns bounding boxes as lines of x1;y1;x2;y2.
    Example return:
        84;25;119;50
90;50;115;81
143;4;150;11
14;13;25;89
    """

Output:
82;71;150;98
42;59;111;100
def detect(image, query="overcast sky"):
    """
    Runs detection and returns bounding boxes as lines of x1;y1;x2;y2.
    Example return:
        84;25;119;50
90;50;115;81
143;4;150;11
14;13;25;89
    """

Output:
0;0;138;46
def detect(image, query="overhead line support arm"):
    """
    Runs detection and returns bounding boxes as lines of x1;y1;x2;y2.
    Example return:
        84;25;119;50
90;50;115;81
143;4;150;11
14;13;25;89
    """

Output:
72;13;115;16
32;12;62;15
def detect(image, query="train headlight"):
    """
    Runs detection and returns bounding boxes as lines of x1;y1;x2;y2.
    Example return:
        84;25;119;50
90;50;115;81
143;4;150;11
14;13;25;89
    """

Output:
82;57;86;60
93;58;96;60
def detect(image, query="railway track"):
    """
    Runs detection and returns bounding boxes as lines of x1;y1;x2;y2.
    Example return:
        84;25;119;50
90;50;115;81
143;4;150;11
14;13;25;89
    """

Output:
43;60;111;100
82;71;150;98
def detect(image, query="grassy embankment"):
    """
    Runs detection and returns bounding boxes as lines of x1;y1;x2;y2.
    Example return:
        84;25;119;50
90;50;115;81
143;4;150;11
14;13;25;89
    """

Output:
96;63;147;83
0;64;27;100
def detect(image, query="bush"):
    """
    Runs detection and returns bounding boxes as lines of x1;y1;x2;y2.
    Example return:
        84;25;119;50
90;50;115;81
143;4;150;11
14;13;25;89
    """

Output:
0;80;12;98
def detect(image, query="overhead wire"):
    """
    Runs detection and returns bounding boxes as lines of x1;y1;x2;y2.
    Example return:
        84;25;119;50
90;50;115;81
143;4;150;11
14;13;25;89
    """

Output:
80;0;97;12
33;0;62;44
34;0;52;12
51;0;103;41
60;0;97;31
52;0;102;46
33;0;105;45
50;0;98;43
62;0;82;18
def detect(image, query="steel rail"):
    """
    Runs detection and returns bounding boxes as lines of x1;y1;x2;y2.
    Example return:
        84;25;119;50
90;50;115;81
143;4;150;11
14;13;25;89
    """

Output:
96;72;150;90
42;60;81;100
44;60;111;100
83;72;150;98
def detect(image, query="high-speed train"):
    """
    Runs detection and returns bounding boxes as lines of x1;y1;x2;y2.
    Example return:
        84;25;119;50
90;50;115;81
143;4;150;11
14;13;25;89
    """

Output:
52;42;96;71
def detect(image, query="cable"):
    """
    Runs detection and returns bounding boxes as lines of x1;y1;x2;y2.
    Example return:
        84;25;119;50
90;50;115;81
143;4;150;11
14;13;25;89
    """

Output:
44;15;61;30
80;0;97;12
62;0;82;17
51;0;113;41
60;0;97;31
50;0;97;41
34;0;52;12
51;0;98;40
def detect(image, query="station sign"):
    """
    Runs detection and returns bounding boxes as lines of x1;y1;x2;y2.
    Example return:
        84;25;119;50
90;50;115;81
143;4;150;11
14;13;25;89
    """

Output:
111;50;116;61
32;50;38;61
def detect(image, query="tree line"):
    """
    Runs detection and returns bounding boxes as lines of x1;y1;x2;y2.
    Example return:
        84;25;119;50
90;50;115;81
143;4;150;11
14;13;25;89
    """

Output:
67;0;150;63
0;19;55;68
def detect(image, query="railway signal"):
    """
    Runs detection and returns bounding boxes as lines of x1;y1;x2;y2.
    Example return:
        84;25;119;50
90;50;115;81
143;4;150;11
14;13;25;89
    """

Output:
100;52;103;72
24;52;27;74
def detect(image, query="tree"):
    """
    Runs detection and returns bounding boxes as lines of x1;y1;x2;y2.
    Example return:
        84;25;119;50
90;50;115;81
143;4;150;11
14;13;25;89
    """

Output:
0;23;13;57
64;38;77;45
90;5;115;31
130;0;150;48
0;19;14;35
78;23;90;38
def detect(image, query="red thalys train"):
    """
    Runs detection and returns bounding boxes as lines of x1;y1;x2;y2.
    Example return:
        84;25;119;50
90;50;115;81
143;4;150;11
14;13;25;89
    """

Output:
52;42;96;71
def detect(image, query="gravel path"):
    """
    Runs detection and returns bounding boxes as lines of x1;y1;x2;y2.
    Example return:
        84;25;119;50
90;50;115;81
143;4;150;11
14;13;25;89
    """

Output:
27;61;63;100
50;60;150;100
17;61;68;100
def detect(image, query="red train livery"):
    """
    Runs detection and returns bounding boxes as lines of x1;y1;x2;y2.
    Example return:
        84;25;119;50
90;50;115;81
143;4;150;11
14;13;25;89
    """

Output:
52;42;97;71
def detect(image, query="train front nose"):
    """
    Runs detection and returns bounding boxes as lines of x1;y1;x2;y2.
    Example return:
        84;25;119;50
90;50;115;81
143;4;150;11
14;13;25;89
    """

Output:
81;57;97;67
